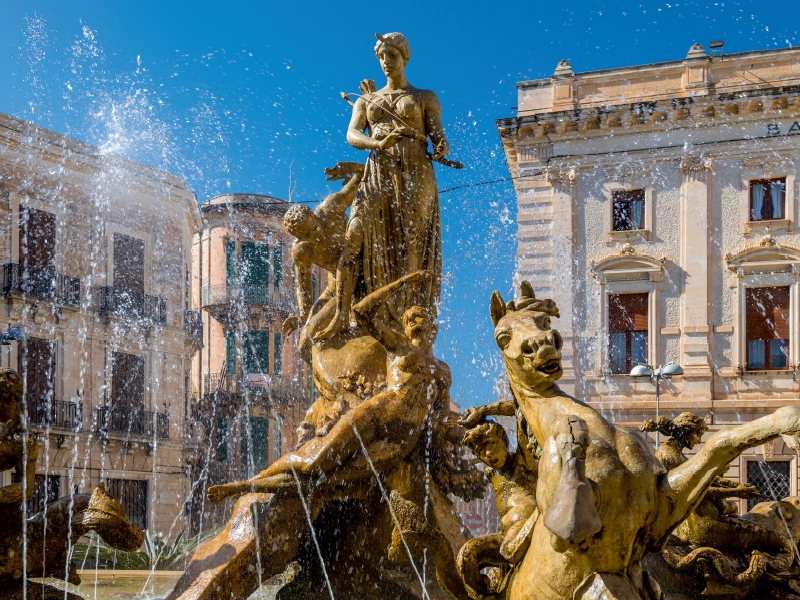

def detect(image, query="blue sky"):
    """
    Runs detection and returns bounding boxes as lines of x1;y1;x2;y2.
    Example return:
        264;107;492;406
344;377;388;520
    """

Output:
1;0;797;406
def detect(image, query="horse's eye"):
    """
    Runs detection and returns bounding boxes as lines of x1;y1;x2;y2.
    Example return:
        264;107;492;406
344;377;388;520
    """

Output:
496;333;511;349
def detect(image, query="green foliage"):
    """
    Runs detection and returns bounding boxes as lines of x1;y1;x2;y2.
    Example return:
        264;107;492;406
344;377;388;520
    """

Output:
72;528;220;571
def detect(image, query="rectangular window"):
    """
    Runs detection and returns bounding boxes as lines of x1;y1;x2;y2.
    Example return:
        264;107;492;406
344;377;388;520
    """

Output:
274;333;282;376
226;332;237;375
746;286;789;370
747;460;791;510
750;178;786;221
216;417;228;462
612;190;645;231
107;478;148;530
113;234;145;295
608;293;648;374
240;416;269;477
19;207;56;272
241;241;270;303
18;337;55;400
243;330;270;374
273;244;282;290
27;473;61;514
225;239;236;287
111;352;145;412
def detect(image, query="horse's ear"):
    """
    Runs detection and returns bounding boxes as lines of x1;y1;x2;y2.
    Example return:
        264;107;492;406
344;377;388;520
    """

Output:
520;281;535;299
490;291;507;326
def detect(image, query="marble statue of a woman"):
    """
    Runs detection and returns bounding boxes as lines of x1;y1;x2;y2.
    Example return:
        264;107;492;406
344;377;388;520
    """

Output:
315;32;449;339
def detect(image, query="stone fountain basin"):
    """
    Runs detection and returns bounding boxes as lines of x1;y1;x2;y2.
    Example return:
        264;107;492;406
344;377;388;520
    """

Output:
34;570;282;599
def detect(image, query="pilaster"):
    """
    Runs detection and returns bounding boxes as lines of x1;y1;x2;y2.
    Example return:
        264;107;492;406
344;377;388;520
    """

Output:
679;155;713;398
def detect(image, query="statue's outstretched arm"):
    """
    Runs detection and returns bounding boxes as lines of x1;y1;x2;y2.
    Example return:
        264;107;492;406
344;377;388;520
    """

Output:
661;406;800;537
352;270;431;352
317;167;363;220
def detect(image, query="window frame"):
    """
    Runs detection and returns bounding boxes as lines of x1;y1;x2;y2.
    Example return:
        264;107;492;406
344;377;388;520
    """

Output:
608;292;649;374
603;181;654;244
740;160;796;237
612;189;646;232
744;286;790;371
749;177;787;223
738;451;797;515
727;245;800;375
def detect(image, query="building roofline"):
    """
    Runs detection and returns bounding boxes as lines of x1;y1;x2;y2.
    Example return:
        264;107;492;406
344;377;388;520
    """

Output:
517;45;800;89
200;193;294;216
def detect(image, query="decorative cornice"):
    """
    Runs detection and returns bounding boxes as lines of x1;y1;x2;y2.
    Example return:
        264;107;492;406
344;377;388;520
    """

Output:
590;243;667;278
724;235;800;271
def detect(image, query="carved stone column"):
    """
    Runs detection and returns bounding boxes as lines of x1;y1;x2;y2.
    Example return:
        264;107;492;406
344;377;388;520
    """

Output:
679;156;713;399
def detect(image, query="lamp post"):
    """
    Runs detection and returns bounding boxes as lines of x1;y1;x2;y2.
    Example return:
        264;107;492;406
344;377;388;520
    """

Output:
629;362;684;448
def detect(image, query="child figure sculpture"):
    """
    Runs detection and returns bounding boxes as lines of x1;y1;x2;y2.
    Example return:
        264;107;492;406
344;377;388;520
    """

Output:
458;417;538;599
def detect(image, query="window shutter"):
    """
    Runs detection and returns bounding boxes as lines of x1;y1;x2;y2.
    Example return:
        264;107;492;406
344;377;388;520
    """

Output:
113;234;145;294
273;244;282;290
609;293;648;332
274;333;282;376
243;330;270;374
226;332;237;375
20;208;56;272
225;239;236;287
216;417;228;463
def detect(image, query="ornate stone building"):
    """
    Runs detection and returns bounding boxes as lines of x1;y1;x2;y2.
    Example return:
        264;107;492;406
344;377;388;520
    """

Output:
498;44;800;511
0;111;319;536
0;110;202;534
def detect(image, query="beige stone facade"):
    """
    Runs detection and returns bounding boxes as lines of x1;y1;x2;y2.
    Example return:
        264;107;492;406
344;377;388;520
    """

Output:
498;44;800;509
0;111;320;536
0;111;202;535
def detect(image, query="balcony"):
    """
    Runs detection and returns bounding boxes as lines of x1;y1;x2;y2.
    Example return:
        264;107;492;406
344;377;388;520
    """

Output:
1;263;80;307
94;286;167;325
201;284;295;322
203;372;315;405
26;397;82;430
95;407;169;439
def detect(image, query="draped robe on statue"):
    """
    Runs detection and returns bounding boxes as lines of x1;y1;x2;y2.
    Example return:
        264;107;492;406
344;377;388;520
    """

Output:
352;88;442;318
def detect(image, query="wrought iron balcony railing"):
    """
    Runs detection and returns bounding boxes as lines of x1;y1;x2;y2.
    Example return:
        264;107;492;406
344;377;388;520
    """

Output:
95;407;169;439
184;310;203;339
26;396;82;430
201;284;295;312
1;263;81;307
94;286;167;325
203;372;315;404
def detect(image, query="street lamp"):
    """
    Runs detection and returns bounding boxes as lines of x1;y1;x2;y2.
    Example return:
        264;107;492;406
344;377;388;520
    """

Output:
629;362;684;448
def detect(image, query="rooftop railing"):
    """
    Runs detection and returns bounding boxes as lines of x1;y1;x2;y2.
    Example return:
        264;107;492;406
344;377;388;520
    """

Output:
94;286;167;325
1;263;81;307
26;396;82;430
95;406;169;439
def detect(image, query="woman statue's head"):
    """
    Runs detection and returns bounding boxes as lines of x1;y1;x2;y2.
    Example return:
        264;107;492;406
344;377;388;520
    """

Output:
375;32;410;78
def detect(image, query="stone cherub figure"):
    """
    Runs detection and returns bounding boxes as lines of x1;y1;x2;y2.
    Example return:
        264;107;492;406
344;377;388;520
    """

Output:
458;416;538;599
281;161;364;339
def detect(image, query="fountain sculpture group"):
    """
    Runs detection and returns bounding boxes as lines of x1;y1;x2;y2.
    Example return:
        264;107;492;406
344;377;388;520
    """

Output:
166;32;800;600
5;30;800;600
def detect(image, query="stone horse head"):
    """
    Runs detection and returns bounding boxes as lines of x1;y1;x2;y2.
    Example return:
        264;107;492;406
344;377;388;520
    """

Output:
490;281;563;393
